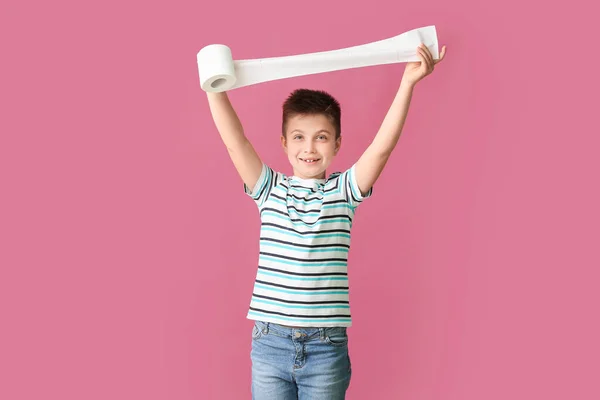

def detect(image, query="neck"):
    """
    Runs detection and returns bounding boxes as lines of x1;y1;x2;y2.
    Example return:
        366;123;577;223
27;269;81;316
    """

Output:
293;170;326;180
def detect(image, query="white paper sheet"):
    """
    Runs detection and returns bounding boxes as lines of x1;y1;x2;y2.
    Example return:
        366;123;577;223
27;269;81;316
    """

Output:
197;25;439;92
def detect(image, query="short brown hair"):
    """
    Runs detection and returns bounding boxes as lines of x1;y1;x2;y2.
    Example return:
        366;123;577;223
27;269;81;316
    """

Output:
282;89;341;138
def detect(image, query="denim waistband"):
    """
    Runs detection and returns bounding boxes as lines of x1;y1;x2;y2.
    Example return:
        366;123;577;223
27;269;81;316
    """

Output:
254;320;347;340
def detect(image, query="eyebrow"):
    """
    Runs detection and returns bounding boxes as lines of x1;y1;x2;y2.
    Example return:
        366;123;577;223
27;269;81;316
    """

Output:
290;129;331;135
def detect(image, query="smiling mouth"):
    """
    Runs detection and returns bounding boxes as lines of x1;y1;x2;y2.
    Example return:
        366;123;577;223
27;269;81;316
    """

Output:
299;158;321;164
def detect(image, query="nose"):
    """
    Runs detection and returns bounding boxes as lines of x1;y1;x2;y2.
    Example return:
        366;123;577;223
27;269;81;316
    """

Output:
304;141;316;153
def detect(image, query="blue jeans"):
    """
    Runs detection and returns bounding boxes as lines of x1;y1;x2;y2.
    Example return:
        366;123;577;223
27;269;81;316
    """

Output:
250;320;352;400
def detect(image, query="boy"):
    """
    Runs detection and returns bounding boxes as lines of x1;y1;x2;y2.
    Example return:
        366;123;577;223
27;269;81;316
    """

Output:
206;43;447;399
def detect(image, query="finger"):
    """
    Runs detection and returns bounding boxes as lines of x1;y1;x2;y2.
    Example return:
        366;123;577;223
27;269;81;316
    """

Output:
420;44;434;67
434;46;445;64
418;47;433;71
418;45;434;72
434;45;447;64
417;44;433;68
417;47;430;70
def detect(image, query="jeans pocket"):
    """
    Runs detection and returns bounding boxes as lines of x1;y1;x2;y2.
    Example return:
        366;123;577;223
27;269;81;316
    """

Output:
324;328;348;347
252;322;264;340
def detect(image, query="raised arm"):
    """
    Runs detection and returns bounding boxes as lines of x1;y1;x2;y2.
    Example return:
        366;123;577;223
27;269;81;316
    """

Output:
354;44;447;195
206;92;264;190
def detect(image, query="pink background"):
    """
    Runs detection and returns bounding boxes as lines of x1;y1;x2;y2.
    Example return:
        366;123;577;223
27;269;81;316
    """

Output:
2;0;599;399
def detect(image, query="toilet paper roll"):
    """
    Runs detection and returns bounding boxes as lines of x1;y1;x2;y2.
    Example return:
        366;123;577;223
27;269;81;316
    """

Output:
197;25;439;93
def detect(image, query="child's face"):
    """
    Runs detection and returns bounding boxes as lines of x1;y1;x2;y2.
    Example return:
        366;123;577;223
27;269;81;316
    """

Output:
281;114;341;180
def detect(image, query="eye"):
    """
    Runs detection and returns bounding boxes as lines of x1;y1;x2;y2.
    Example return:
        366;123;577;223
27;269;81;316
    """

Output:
293;135;302;140
317;135;327;140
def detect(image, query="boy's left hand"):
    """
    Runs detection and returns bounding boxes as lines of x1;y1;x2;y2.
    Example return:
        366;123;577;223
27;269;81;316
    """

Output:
402;44;447;87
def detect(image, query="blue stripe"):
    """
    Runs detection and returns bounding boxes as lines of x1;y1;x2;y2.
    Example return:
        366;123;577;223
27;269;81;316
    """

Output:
255;283;348;295
259;255;348;267
248;310;351;324
322;203;353;210
252;298;350;309
258;270;348;281
261;242;349;254
271;197;287;206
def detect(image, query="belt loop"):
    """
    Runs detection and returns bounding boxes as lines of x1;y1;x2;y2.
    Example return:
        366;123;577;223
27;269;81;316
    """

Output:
264;322;270;334
319;327;325;340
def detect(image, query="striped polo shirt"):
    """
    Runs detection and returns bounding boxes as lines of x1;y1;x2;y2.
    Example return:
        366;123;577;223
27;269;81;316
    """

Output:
244;162;372;327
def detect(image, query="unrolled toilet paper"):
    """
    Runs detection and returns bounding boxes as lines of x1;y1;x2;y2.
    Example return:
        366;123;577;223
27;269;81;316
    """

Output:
197;25;439;93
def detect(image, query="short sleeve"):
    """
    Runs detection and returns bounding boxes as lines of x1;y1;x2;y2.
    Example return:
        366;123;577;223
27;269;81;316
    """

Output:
338;164;373;208
244;163;286;208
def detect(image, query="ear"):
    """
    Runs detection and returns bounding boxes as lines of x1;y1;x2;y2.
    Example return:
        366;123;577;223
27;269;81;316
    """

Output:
334;136;342;154
281;135;288;153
